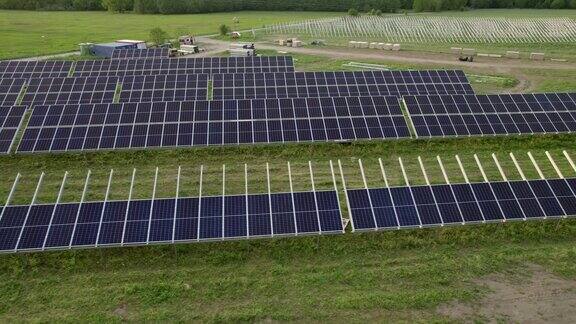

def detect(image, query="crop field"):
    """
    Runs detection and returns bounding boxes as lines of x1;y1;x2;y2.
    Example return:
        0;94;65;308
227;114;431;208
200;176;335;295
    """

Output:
264;16;576;43
1;7;576;323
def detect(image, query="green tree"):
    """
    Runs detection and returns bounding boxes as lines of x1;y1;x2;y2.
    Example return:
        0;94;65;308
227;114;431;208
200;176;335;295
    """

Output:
413;0;424;11
550;0;566;7
149;27;169;46
101;0;133;12
570;0;576;8
348;8;359;16
219;24;230;36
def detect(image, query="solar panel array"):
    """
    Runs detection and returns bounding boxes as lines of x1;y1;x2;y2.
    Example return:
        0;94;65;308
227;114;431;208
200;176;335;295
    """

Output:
0;61;72;79
119;74;209;102
0;106;27;154
0;78;25;106
74;56;295;77
18;96;410;153
347;178;576;231
21;77;118;107
405;93;576;138
111;48;169;59
0;190;343;253
212;70;474;100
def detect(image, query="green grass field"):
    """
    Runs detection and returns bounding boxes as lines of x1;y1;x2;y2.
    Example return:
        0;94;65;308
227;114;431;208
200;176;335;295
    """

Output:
1;8;576;322
0;10;340;59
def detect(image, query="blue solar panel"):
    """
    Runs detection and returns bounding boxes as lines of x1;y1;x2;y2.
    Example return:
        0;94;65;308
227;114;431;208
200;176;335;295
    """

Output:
212;70;474;100
0;78;26;106
405;93;576;138
0;106;27;154
0;61;72;79
347;177;576;232
18;97;411;153
0;190;343;253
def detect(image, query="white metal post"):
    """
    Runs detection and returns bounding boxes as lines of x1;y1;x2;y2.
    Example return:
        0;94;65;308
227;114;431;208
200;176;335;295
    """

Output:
287;161;299;234
146;167;159;244
245;163;250;238
545;151;564;179
95;169;113;247
358;159;378;230
474;154;489;182
121;168;137;246
455;155;469;183
42;171;68;250
0;173;21;223
172;166;181;243
222;164;226;240
330;160;345;233
15;172;45;252
563;150;576;174
337;160;354;231
378;158;401;229
196;165;203;241
491;153;508;181
309;161;323;234
266;163;275;237
509;153;527;181
70;170;91;248
399;157;423;227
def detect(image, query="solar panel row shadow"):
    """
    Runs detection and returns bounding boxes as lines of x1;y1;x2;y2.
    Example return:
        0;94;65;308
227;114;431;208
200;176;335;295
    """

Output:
405;93;576;137
18;97;410;153
347;178;576;231
0;190;343;253
0;78;26;106
0;106;27;154
119;74;209;102
111;48;169;59
0;61;72;79
74;56;295;77
21;77;118;107
212;70;474;100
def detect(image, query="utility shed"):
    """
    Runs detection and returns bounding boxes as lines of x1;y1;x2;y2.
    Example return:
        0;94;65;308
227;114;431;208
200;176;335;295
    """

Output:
91;42;136;58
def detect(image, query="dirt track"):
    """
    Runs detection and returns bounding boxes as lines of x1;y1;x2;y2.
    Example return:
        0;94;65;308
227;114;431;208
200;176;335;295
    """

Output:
198;37;574;93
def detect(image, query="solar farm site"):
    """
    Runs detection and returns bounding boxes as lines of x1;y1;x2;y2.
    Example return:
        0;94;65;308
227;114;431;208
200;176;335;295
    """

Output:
0;8;575;322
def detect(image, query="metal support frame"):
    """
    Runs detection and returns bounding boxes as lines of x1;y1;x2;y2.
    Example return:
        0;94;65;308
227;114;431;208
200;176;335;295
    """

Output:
437;156;465;225
244;164;250;238
146;167;159;243
172;166;181;243
528;151;567;217
474;154;490;183
527;152;546;180
563;151;576;173
15;172;45;252
338;159;355;231
266;163;275;237
287;161;299;235
222;164;226;240
69;170;91;248
419;156;445;226
399;157;423;227
309;161;323;234
42;172;68;250
0;173;21;223
121;169;137;246
378;158;401;229
95;169;113;247
509;153;527;181
358;159;378;230
196;165;204;241
330;160;346;232
455;155;470;184
491;153;508;181
545;151;563;179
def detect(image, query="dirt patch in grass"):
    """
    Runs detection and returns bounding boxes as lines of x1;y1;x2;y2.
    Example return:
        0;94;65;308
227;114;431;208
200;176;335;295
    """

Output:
437;264;576;323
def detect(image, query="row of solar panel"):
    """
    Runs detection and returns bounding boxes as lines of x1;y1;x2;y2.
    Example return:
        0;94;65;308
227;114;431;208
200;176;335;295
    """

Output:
111;48;169;59
0;190;343;253
347;178;576;231
19;117;410;152
26;97;404;128
0;57;294;79
74;56;296;77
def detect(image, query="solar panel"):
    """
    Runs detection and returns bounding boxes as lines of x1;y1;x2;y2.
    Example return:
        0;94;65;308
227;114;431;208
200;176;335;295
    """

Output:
0;61;72;79
21;77;118;107
405;93;576;138
118;74;209;102
347;177;576;231
212;70;475;100
17;96;410;153
0;78;26;106
0;190;343;253
111;48;169;59
73;56;295;77
0;106;27;154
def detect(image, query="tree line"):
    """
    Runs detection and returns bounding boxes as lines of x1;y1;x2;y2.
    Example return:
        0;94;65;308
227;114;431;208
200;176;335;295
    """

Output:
0;0;574;12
